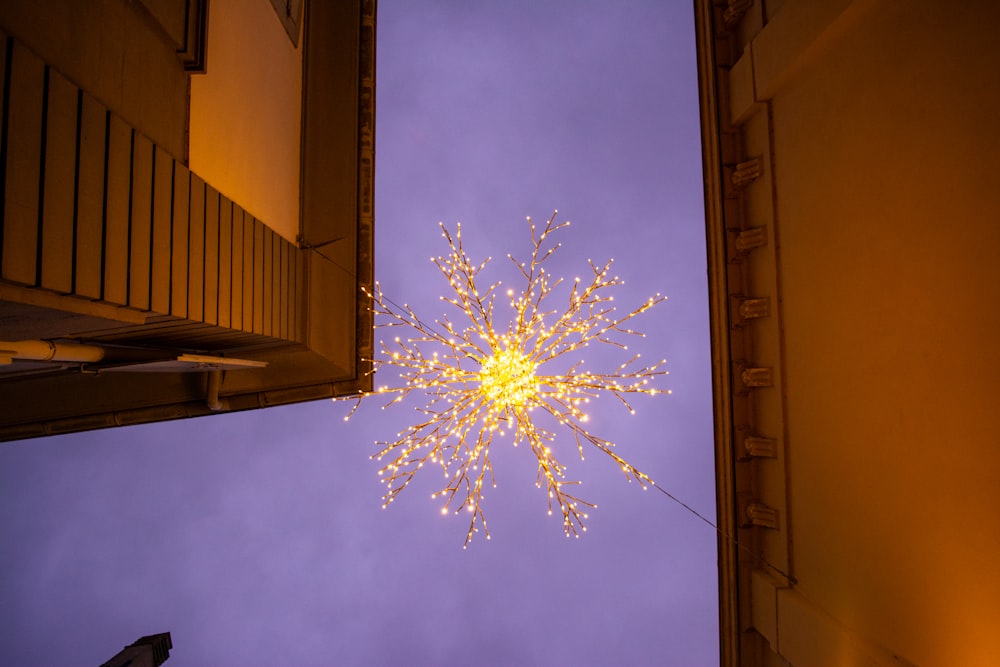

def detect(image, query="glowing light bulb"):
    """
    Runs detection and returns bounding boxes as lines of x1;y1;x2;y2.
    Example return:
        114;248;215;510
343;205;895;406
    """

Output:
478;347;537;408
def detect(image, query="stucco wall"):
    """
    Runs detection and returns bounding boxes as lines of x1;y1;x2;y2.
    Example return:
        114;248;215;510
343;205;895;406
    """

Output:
189;0;303;242
767;1;1000;664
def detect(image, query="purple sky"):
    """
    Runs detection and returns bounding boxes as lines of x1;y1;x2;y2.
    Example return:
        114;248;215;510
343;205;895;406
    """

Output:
0;3;717;665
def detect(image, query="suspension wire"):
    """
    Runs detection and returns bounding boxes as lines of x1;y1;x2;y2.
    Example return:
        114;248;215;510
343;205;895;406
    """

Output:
650;480;797;585
379;293;453;342
303;243;355;278
306;244;475;348
302;244;447;339
308;244;797;584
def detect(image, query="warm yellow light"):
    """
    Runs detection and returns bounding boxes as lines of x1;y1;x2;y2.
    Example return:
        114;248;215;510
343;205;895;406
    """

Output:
478;346;537;408
340;212;668;545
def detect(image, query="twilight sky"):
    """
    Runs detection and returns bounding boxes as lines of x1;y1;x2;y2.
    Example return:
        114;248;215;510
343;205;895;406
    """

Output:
0;2;717;665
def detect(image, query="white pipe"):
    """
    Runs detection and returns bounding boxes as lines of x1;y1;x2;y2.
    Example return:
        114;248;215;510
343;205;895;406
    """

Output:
0;339;106;364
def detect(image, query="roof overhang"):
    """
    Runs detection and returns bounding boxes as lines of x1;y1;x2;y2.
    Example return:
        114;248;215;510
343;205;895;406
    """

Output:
0;1;375;440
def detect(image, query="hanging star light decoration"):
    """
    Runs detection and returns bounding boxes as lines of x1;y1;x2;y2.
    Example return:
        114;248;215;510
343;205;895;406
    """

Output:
341;212;669;546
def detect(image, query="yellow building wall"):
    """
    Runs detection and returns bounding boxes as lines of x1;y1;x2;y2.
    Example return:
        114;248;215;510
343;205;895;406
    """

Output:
750;1;1000;664
189;0;302;242
0;0;189;159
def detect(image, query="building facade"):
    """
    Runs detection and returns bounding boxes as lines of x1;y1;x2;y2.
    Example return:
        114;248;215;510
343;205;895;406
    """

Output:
0;0;375;440
696;0;1000;665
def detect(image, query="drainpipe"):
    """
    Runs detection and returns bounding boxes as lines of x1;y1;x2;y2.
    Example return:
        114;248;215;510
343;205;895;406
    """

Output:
206;369;225;411
0;339;106;364
1;341;259;412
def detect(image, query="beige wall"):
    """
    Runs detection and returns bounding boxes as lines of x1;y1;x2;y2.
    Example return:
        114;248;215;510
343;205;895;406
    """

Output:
0;0;189;158
723;1;1000;665
775;2;1000;664
189;0;303;242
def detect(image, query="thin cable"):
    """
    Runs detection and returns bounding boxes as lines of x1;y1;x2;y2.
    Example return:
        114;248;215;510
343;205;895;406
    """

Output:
306;245;455;344
651;480;797;585
305;244;358;282
380;293;453;342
